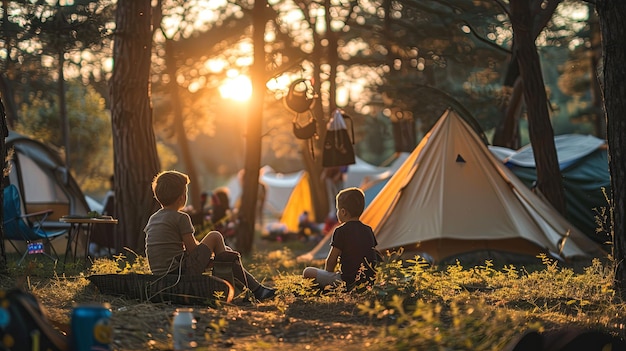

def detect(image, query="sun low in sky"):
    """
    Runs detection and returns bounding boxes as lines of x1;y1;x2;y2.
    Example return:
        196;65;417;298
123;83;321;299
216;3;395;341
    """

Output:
219;70;252;102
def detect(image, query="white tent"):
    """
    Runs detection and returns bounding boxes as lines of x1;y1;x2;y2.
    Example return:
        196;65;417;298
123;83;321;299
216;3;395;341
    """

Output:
299;109;605;264
344;156;388;188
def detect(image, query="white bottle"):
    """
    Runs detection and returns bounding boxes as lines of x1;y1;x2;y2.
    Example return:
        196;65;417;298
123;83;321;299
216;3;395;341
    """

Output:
172;308;196;350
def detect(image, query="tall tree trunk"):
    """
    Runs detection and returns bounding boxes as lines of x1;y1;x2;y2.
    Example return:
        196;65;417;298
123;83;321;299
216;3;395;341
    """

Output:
588;7;606;139
305;5;329;223
165;38;201;215
492;61;522;149
0;96;7;270
510;0;566;216
493;0;561;148
596;0;626;299
325;0;337;114
109;0;160;254
58;52;70;170
0;0;16;129
236;0;266;255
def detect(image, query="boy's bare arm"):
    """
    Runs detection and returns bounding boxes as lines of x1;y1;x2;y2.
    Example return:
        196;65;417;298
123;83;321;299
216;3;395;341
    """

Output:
324;247;341;272
182;232;199;251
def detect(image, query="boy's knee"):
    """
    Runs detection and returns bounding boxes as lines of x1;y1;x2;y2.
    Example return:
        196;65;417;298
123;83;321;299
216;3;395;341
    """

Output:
200;231;225;250
207;230;224;239
303;267;317;279
204;231;223;242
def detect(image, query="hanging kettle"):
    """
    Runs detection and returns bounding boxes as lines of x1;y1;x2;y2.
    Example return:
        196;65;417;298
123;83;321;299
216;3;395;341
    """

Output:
284;79;315;114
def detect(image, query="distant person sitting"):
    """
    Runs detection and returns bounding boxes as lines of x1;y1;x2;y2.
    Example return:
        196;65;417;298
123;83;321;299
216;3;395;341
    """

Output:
297;210;321;242
144;170;276;300
303;187;380;291
90;175;116;257
209;187;237;238
264;222;288;242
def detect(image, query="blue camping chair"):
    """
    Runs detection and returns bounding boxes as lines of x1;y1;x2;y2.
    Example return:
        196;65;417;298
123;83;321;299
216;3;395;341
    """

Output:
3;184;67;264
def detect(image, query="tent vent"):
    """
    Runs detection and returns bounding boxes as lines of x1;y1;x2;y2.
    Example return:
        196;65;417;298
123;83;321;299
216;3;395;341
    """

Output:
456;154;466;163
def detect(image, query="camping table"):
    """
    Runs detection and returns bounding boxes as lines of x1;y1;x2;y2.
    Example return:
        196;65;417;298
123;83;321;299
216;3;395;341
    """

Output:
59;216;119;265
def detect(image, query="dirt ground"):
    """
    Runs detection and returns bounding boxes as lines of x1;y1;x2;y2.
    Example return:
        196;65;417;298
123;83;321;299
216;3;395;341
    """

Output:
2;236;388;350
29;274;384;351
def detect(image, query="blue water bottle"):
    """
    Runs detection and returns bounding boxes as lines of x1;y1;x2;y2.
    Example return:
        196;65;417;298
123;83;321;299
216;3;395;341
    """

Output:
71;303;113;351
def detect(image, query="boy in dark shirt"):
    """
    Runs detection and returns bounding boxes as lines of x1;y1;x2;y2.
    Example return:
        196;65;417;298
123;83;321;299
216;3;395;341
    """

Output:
303;187;379;290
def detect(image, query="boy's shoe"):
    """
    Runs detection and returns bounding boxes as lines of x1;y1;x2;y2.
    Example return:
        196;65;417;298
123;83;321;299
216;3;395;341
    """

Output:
254;286;276;301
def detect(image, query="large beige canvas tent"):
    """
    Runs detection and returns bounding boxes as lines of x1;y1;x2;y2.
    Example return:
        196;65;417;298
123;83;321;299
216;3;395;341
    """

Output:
299;109;605;264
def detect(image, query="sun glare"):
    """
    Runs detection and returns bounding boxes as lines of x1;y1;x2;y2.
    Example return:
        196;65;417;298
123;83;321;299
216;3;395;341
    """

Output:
219;73;252;102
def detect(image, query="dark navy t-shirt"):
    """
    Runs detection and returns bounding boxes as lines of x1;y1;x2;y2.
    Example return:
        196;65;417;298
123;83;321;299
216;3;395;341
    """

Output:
330;220;378;288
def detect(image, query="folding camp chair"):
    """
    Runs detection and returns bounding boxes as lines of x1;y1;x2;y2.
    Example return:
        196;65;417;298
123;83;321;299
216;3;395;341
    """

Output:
2;184;67;265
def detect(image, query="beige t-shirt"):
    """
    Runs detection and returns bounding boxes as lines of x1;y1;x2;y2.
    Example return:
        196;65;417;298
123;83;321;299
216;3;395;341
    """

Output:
144;208;194;275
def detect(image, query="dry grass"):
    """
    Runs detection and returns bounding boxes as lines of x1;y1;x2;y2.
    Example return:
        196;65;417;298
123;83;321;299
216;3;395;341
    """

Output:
2;240;626;350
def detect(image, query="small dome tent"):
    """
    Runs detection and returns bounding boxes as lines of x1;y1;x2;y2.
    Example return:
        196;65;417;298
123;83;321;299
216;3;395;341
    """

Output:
4;131;90;254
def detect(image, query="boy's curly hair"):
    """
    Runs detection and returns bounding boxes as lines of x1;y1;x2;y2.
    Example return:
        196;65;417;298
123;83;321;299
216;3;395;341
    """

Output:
152;170;189;206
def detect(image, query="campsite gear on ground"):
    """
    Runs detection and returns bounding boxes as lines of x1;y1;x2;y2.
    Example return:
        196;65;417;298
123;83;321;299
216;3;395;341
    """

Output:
59;215;119;265
3;184;68;265
323;109;355;167
172;308;196;350
70;303;112;351
0;288;68;351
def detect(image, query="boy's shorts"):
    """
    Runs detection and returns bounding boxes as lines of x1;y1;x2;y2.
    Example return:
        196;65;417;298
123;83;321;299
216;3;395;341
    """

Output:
182;244;212;275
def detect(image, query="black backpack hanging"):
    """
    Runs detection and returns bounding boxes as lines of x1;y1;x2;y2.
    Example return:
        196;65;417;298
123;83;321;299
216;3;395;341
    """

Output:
323;109;356;167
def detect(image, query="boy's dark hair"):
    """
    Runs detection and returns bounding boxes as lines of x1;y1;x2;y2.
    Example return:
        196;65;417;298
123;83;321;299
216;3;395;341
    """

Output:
152;170;189;206
336;187;365;218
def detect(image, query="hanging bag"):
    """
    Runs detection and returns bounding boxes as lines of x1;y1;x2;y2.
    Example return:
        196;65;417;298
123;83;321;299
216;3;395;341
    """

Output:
284;79;315;114
285;78;318;158
323;109;356;167
292;111;317;140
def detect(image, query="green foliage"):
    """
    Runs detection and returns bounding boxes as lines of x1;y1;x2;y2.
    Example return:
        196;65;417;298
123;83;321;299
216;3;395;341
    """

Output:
352;253;623;350
16;80;113;192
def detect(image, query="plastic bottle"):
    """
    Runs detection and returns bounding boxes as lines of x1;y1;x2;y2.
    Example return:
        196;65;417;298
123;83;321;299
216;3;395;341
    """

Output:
172;308;196;350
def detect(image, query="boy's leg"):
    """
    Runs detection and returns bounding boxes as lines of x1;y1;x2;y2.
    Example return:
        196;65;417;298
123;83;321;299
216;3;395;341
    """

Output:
214;251;275;299
204;230;275;299
212;250;267;292
199;230;227;255
303;267;341;287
